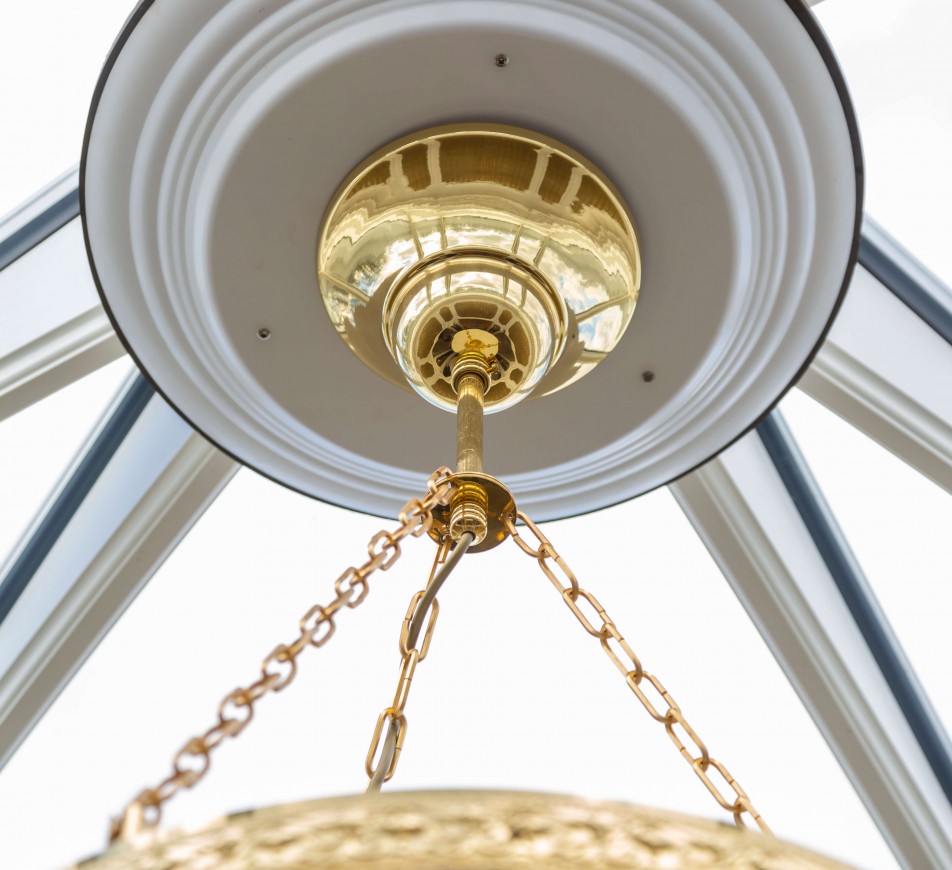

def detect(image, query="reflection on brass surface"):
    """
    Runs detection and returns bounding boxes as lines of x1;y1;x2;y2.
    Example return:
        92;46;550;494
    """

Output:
317;125;641;413
456;375;486;473
76;790;852;869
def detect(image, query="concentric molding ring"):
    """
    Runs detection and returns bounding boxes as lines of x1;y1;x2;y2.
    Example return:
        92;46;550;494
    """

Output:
82;0;862;521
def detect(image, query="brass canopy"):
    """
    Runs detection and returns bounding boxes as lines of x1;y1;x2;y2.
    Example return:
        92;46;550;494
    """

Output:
318;124;641;413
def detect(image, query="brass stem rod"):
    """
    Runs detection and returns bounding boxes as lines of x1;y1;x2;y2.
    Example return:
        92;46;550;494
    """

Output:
456;372;485;474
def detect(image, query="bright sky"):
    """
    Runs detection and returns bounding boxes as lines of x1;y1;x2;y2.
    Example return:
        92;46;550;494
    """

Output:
1;2;951;870
816;0;952;287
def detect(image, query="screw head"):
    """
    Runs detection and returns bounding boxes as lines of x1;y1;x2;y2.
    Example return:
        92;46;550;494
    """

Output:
494;54;509;68
642;370;655;383
257;327;272;340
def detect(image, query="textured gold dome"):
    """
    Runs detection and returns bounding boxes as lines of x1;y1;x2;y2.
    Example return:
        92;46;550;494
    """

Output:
318;125;641;413
76;791;852;869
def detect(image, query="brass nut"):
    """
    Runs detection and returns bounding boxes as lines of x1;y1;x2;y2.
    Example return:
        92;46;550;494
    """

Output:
449;482;490;545
452;352;493;393
429;473;515;553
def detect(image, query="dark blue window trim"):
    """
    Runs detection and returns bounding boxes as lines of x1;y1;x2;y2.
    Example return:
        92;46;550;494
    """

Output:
757;411;952;807
0;374;154;627
0;189;80;273
859;234;952;347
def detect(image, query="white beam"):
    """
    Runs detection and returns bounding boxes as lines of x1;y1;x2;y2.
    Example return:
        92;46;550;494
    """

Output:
0;167;77;249
0;171;122;422
802;265;952;495
0;374;238;770
671;432;952;870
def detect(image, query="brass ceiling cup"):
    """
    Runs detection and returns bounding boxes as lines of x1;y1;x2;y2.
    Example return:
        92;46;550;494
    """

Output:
318;125;641;414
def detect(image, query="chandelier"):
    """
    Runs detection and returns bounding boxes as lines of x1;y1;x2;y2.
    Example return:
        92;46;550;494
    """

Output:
77;0;862;866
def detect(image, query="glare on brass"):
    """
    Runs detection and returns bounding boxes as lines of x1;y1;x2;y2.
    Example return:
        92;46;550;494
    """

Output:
317;124;641;413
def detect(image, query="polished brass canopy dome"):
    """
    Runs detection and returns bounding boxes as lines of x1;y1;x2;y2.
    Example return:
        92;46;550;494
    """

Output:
317;125;641;413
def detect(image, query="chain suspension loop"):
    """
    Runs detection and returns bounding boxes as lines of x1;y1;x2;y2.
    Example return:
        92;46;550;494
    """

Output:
109;468;455;844
502;510;771;835
365;540;450;790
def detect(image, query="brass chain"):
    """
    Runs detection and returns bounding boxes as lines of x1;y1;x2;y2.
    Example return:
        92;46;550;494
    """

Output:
364;539;450;788
503;510;771;835
109;467;455;843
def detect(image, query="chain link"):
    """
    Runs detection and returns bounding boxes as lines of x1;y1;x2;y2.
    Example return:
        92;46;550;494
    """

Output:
365;540;449;787
109;468;455;844
503;510;771;835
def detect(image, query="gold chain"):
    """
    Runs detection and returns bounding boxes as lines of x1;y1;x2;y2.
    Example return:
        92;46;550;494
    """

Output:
503;510;771;835
364;539;450;787
109;467;455;843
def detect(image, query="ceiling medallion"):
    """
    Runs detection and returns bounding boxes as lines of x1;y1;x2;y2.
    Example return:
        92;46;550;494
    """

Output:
82;0;861;521
79;0;862;866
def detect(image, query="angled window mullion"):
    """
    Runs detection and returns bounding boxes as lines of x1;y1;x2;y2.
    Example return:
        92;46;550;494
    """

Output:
859;218;952;346
801;222;952;496
671;418;952;869
0;372;238;772
0;171;122;421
